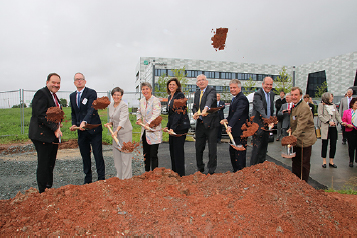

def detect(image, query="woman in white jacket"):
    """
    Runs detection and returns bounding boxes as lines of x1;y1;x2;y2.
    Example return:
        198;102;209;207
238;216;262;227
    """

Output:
105;87;133;179
318;92;345;168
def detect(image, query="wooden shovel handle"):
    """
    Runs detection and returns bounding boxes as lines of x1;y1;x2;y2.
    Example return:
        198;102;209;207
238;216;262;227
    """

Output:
105;125;120;145
223;122;236;145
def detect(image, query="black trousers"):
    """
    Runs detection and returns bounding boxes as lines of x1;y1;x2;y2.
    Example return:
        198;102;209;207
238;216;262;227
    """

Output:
142;132;159;172
195;120;218;174
32;139;58;193
321;126;337;159
347;129;357;163
250;129;269;166
217;124;223;142
169;132;186;176
78;130;105;184
229;136;247;172
292;146;312;182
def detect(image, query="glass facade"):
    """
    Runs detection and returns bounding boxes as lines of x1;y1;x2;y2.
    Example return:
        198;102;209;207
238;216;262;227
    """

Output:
306;70;327;98
155;69;279;82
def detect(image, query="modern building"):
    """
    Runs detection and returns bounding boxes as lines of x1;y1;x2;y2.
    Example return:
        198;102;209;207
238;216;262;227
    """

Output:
135;52;357;102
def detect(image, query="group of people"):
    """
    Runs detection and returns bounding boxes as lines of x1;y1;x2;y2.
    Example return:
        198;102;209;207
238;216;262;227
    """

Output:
275;87;357;176
29;72;357;193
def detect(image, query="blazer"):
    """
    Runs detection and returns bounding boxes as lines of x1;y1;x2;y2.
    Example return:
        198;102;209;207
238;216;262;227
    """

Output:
226;91;249;138
252;88;275;130
342;108;357;132
290;100;317;147
339;97;352;117
29;86;60;143
70;87;102;135
166;91;190;133
277;102;292;129
275;97;286;117
137;95;162;145
192;85;220;129
108;100;133;135
318;103;343;140
217;100;225;120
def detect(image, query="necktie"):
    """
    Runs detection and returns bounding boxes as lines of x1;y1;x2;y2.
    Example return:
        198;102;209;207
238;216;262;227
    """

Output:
77;91;81;108
231;97;235;103
266;92;270;117
198;90;204;114
287;103;290;110
53;93;59;107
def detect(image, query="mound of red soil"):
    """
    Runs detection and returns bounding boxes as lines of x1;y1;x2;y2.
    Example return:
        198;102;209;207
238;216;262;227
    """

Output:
1;162;356;236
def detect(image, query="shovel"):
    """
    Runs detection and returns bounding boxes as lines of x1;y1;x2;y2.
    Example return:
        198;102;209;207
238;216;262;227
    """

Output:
223;122;245;151
72;124;101;130
162;128;187;137
138;122;156;131
105;125;122;149
281;131;296;158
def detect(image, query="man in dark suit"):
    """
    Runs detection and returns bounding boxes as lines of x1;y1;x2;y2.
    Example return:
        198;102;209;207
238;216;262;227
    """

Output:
250;77;275;166
29;73;62;193
275;90;286;141
216;93;225;143
277;93;292;137
192;74;220;174
69;72;105;184
220;79;249;172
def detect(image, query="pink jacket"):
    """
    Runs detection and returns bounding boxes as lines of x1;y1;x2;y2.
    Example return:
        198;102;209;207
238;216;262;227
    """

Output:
342;109;357;132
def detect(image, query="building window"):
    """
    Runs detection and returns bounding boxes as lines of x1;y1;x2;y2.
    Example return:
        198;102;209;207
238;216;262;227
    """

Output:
306;70;327;98
155;69;168;76
184;84;197;92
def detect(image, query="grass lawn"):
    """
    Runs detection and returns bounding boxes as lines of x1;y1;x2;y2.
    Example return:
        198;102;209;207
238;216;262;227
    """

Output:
0;107;191;144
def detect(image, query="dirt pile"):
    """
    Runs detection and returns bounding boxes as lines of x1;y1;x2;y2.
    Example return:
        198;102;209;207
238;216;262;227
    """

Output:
1;161;356;236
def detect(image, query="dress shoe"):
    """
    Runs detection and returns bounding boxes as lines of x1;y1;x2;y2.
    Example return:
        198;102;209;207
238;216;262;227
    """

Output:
276;138;280;141
322;164;326;168
329;163;337;168
199;168;204;173
342;141;346;145
349;162;353;167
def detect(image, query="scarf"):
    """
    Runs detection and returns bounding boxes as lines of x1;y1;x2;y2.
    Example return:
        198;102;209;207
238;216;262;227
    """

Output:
352;109;357;128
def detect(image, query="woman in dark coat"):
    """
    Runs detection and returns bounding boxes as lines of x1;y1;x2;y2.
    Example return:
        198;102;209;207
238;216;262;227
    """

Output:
164;78;190;176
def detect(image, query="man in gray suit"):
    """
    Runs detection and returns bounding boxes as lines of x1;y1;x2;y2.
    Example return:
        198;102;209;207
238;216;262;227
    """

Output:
250;77;275;165
277;93;292;137
339;89;353;144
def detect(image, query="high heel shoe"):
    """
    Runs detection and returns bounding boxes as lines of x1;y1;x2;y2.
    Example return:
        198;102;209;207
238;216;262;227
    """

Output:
329;163;337;168
322;164;326;168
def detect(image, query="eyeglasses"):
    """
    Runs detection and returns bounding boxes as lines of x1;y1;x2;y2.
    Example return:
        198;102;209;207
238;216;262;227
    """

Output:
74;78;85;81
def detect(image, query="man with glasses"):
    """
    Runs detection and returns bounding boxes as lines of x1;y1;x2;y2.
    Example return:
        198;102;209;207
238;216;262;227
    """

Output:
192;74;220;174
70;72;105;184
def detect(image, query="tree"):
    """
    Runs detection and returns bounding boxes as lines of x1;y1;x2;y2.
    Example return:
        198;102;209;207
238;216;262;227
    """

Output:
243;77;256;96
154;67;188;98
59;98;68;107
12;103;27;108
314;81;328;98
273;66;293;94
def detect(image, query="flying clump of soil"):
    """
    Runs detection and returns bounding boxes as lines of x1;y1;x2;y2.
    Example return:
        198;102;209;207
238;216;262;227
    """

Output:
1;161;357;236
92;96;110;110
173;98;188;114
211;27;228;51
149;116;162;128
281;136;297;146
46;107;64;124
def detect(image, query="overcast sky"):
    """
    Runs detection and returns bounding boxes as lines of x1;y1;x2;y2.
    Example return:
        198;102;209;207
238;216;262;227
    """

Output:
1;0;356;93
